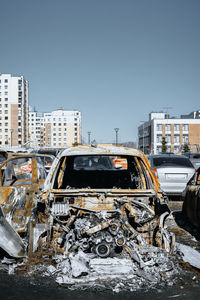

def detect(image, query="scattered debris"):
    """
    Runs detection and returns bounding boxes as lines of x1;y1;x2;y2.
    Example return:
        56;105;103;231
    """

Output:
176;242;200;270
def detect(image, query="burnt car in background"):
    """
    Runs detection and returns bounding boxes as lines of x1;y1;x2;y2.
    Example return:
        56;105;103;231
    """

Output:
30;149;58;171
182;167;200;229
148;154;195;197
0;154;51;257
0;149;8;164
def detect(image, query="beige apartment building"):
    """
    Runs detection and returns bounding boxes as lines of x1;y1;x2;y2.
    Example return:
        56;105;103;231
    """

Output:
138;111;200;154
0;74;29;147
29;109;81;148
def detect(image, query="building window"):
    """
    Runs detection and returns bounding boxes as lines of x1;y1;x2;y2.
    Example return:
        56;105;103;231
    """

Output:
5;98;8;101
174;135;180;143
4;92;8;95
157;146;162;153
4;79;8;83
156;124;162;131
5;122;8;126
182;124;188;131
4;110;8;114
156;135;162;143
165;135;171;143
167;146;171;152
174;146;180;153
183;135;188;143
4;85;8;89
165;124;171;132
174;124;180;131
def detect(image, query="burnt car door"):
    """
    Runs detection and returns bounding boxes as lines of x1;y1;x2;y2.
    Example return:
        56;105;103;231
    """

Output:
0;156;41;233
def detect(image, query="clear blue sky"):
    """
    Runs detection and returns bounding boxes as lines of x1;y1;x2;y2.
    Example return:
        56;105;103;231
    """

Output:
0;0;199;143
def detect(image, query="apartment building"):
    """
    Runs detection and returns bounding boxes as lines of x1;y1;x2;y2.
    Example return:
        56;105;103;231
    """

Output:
0;74;29;147
138;111;200;154
29;109;44;148
29;109;81;148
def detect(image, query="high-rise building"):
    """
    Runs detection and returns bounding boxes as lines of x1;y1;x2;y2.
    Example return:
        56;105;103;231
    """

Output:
29;108;44;148
0;74;29;147
138;111;200;154
29;109;81;148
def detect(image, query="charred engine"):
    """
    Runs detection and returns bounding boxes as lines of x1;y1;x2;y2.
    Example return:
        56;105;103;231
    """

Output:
41;194;175;258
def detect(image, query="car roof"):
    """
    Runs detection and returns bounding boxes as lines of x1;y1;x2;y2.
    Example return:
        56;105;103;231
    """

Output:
60;145;142;157
148;154;188;159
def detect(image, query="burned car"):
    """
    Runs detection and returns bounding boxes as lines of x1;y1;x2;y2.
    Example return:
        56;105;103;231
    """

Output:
0;146;178;290
182;167;200;229
39;146;175;258
0;154;51;257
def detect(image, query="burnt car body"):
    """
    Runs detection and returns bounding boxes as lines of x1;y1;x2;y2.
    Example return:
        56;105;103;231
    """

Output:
182;167;200;229
0;154;50;257
37;145;175;259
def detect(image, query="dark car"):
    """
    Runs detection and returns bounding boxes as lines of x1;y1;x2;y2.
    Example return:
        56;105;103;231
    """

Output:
182;167;200;229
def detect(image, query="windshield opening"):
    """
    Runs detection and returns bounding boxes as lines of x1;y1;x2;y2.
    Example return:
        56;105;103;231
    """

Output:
53;155;152;190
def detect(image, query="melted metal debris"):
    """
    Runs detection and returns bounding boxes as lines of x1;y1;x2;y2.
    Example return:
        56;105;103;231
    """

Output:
176;243;200;270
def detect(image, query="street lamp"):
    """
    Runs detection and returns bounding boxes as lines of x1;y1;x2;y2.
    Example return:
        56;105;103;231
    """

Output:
163;107;173;152
88;131;91;144
114;128;119;146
